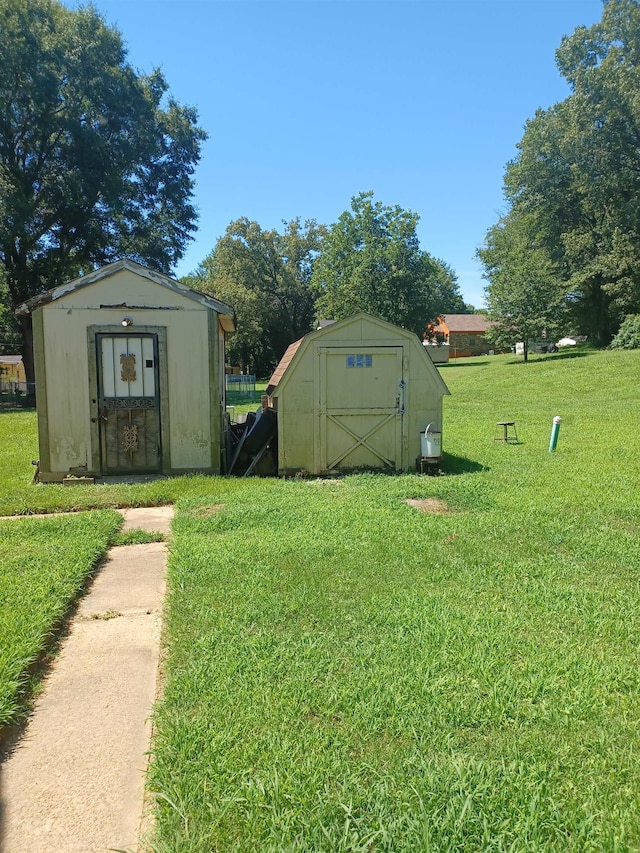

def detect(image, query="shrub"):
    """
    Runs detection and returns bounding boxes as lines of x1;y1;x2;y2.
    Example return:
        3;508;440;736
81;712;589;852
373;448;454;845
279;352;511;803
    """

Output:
610;314;640;349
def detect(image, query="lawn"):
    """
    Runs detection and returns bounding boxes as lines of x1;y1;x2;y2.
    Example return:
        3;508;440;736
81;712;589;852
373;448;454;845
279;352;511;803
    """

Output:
1;348;639;850
147;348;640;851
0;510;121;729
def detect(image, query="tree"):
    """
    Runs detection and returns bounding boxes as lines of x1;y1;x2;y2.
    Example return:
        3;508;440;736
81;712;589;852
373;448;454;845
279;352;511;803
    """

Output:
0;268;21;354
190;217;325;376
498;0;640;347
429;258;467;317
478;213;567;361
0;0;206;383
312;192;463;336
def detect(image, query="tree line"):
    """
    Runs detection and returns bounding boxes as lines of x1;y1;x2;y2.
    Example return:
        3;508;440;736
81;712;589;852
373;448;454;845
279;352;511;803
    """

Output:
11;0;637;381
479;0;640;357
187;192;466;376
0;0;205;383
0;0;465;382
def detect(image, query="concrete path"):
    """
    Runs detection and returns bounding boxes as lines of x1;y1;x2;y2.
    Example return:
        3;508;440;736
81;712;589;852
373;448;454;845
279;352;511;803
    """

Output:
0;505;174;853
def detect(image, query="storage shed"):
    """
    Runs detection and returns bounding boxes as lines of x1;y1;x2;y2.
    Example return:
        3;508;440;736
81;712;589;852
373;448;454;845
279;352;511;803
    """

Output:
267;313;450;475
17;260;235;481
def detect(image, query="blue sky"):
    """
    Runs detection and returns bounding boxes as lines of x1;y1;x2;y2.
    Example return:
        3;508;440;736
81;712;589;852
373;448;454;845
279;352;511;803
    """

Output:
65;0;604;307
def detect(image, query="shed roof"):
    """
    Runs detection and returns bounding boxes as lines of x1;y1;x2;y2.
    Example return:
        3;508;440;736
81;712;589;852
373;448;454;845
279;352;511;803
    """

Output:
437;314;496;334
266;338;304;394
267;312;450;398
0;355;23;366
15;259;236;332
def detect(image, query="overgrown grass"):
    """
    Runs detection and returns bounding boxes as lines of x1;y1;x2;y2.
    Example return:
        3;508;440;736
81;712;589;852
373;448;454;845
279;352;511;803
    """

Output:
0;510;122;729
146;348;640;850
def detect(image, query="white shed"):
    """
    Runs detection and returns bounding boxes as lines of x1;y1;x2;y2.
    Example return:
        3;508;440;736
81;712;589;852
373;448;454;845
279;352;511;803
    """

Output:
18;260;235;481
266;312;450;475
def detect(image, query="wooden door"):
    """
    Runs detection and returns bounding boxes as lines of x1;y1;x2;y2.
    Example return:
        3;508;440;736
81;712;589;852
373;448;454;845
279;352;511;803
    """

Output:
319;346;404;471
97;334;161;474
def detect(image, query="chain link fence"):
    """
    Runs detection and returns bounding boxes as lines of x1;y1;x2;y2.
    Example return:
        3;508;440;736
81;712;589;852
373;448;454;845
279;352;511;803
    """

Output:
0;380;36;407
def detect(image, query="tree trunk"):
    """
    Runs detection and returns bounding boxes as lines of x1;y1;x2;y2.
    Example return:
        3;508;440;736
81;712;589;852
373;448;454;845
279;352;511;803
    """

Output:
17;314;36;406
581;276;615;348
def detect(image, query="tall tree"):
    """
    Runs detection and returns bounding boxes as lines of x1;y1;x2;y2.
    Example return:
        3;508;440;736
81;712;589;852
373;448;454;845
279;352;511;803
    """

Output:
0;267;21;354
312;192;462;336
498;0;640;346
428;257;467;316
0;0;206;382
478;213;567;361
191;217;325;376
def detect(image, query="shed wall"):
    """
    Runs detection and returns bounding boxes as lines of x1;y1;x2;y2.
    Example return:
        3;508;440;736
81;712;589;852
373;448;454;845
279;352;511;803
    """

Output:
273;315;447;474
48;269;193;310
276;362;316;473
37;278;221;476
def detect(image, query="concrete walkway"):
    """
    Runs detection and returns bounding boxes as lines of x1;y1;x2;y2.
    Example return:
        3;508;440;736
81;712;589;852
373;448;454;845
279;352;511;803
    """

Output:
0;505;174;853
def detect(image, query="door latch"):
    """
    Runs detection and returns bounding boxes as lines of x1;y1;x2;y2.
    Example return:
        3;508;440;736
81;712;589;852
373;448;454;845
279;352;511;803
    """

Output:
92;406;108;424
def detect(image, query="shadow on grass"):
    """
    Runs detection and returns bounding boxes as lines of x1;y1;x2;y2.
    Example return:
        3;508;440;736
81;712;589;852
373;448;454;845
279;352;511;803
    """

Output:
225;392;260;407
0;405;36;415
507;349;595;366
441;452;488;474
438;361;490;368
507;352;591;365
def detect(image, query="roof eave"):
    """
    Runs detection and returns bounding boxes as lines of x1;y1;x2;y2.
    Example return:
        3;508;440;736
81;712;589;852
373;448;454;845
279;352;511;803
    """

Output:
15;259;237;326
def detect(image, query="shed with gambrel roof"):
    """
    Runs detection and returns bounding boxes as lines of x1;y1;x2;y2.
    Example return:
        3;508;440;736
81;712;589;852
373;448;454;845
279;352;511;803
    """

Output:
267;312;449;475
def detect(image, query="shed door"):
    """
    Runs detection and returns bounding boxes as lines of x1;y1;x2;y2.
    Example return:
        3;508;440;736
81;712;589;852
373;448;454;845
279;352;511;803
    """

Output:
97;334;161;474
319;346;404;471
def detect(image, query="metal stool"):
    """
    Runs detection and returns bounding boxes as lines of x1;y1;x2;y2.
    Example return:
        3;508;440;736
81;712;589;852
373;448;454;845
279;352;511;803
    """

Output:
416;456;441;475
494;421;518;442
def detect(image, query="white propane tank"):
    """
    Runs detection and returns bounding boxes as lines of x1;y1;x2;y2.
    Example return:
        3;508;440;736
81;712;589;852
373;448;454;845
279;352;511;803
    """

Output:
420;423;441;458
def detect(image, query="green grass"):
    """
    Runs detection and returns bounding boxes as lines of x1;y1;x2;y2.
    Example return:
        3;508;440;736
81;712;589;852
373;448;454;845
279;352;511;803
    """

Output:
145;349;640;851
0;408;196;514
0;510;122;729
226;381;268;419
111;528;166;546
1;349;639;849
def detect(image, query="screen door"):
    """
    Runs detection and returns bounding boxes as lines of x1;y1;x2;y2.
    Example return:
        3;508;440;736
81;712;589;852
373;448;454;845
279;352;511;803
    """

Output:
97;334;161;473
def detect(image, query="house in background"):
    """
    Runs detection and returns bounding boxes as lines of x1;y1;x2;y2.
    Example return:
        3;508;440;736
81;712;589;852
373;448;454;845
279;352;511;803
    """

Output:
0;355;26;387
434;314;497;358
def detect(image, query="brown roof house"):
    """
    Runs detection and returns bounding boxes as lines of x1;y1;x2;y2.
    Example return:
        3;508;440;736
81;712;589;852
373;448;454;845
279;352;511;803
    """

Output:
434;314;497;358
